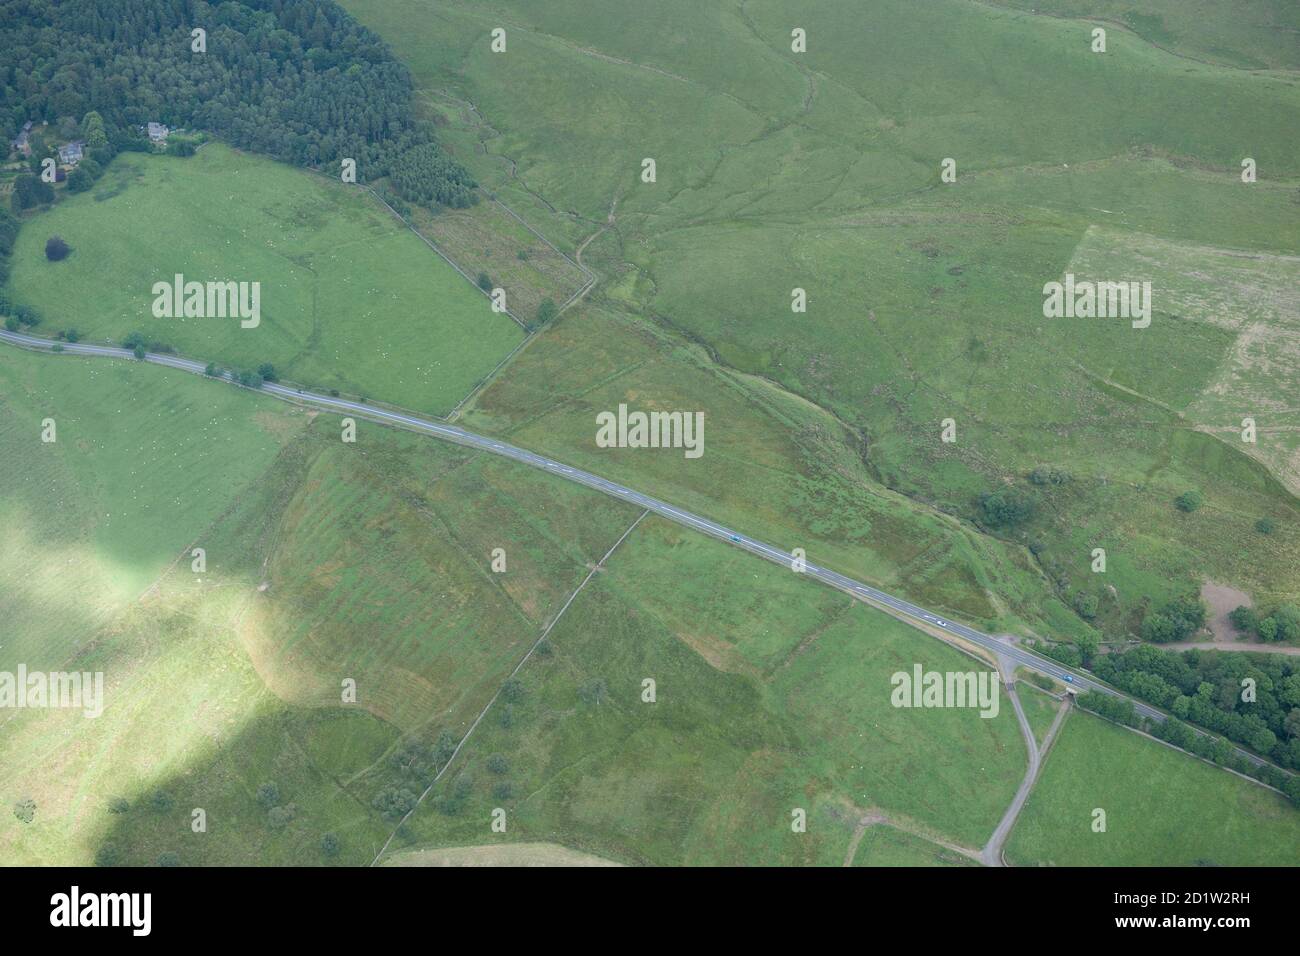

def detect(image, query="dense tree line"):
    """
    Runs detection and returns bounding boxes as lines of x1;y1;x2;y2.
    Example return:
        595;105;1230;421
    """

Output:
0;206;17;285
1092;645;1300;772
1;0;473;205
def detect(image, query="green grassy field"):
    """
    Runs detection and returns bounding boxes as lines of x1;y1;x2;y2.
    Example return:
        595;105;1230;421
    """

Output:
383;514;1027;863
7;144;524;417
4;314;1297;867
231;418;640;732
0;347;296;670
341;0;1300;642
0;346;389;866
1016;683;1063;749
1006;710;1300;866
347;0;1299;222
0;346;642;865
850;824;980;867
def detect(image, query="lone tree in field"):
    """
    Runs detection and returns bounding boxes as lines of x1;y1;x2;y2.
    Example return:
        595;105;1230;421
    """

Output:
1175;490;1203;513
535;297;558;328
978;489;1034;527
45;235;71;261
476;271;493;292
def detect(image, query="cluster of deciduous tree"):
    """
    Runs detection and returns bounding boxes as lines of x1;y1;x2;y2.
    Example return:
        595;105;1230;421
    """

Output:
1027;465;1070;486
10;174;55;212
388;731;457;787
534;297;558;329
1092;645;1300;771
121;330;174;355
1;0;472;204
371;785;417;821
1230;603;1300;643
1076;690;1137;726
977;488;1035;527
10;128;121;215
1029;629;1099;669
1139;595;1206;643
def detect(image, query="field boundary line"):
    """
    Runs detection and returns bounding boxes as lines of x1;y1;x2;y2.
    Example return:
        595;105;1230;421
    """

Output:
368;508;650;866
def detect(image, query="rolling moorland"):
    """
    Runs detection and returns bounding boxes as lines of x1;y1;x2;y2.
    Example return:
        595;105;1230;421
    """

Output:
2;0;1299;866
344;0;1300;645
